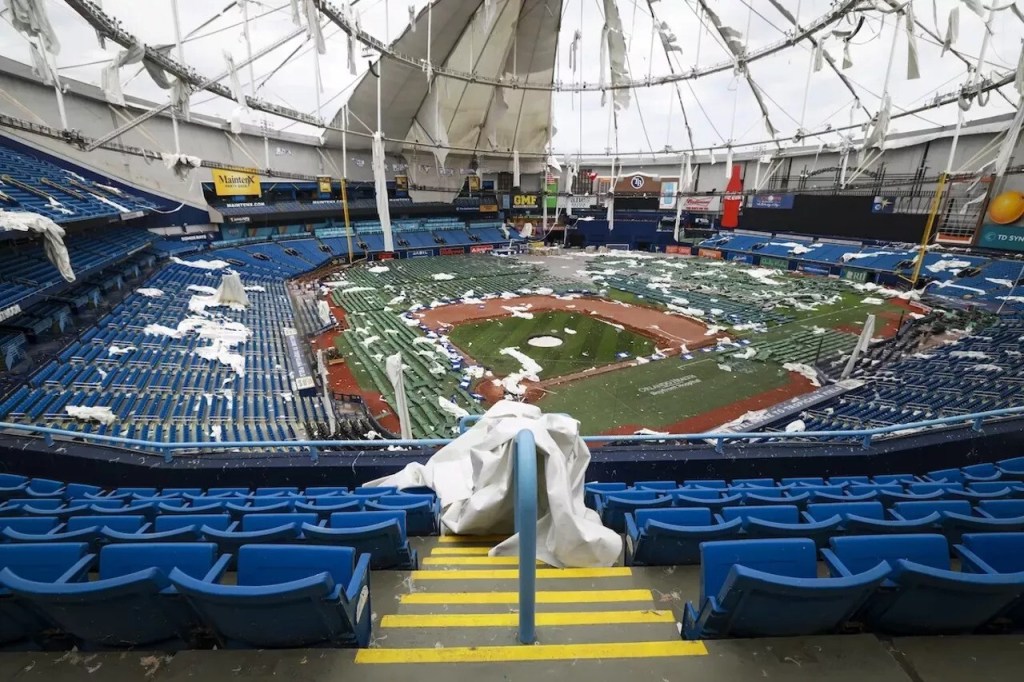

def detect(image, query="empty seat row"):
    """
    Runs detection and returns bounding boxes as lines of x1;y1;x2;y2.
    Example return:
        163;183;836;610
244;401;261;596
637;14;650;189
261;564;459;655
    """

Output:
682;532;1024;639
0;542;370;649
625;501;1024;565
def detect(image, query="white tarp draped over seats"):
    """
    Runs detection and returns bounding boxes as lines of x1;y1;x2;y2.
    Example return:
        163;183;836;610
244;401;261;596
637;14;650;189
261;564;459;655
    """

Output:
365;401;622;568
0;211;75;282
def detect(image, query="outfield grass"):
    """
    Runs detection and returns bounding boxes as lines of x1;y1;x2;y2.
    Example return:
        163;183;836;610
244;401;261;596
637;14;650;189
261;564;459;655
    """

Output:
754;291;909;344
537;354;791;434
446;311;655;379
602;287;667;310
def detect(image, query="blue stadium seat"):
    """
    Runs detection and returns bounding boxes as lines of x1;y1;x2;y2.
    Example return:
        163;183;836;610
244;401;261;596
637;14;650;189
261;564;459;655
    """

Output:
682;539;888;639
956;532;1024;628
365;494;439;536
0;543;93;645
295;497;363;519
824;534;1024;634
302;511;417;569
201;513;315;559
170;545;371;648
625;508;742;566
1;542;228;648
672;491;743;512
595;491;673;532
154;514;236;534
978;499;1024;518
804;501;885;527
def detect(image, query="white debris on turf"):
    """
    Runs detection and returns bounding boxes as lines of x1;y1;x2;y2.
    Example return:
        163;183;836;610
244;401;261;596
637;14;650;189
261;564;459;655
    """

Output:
731;321;767;333
66;405;117;425
926;259;972;273
136;288;164;298
635;356;650;365
929;280;986;295
785;419;806;433
733;347;756;360
365;430;381;440
969;364;1004;372
171;256;229;270
279;392;294;402
704;324;727;336
861;297;885;305
498;346;543;396
669;304;704;317
144;324;182;338
563;328;578;335
368;266;390;274
810;326;828;335
500;291;518;299
438;396;470;419
985;278;1014;288
783;362;822;387
997;295;1024;303
187;285;218;295
744;268;782;286
717;363;733;372
634;428;669;435
502;305;534;320
107;344;137;356
243;285;266;292
603;321;625;331
360;335;381;349
534;287;554;295
950;350;990;360
464;365;485;379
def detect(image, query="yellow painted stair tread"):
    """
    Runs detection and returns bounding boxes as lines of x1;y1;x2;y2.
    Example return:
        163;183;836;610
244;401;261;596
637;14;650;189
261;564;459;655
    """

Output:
411;567;632;580
422;556;546;566
380;610;676;628
437;534;509;544
430;547;493;555
400;589;654;604
355;640;708;664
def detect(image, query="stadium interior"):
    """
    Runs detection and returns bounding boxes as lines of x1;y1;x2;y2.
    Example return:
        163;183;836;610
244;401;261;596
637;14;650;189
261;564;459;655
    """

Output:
1;1;1024;680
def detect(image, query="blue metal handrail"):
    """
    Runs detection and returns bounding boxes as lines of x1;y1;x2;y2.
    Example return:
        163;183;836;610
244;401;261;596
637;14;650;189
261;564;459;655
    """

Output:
513;429;538;644
0;405;1022;461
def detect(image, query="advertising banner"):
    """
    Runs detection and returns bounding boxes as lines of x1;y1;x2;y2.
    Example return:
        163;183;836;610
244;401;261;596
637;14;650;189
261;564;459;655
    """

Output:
750;193;794;209
680;195;722;212
659;181;677;210
842;268;869;283
697;248;722;260
729;253;754;263
760;256;790;269
470;244;494;253
317;175;332;194
212;168;261;196
440;246;466;255
976;191;1024;252
512;194;539;209
467;175;481;192
408;249;432;258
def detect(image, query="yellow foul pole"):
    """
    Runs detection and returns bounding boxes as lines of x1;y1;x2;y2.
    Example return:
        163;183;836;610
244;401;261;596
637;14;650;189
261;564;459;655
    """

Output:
907;172;948;289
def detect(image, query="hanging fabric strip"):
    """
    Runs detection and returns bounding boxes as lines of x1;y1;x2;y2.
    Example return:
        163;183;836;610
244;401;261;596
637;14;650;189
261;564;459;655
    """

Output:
905;3;920;79
144;47;174;89
1016;43;1024;98
224;52;247;107
709;147;716;165
943;7;959;54
599;24;609;105
994;102;1024;177
569;30;581;72
1012;3;1024;24
482;84;509;149
290;0;301;25
813;40;825;72
863;94;892;150
372;131;395;252
101;42;145;106
607;158;616;232
656;21;682;53
602;0;631;112
699;3;745;55
512;150;521;187
408;5;417;32
673;154;687;242
304;0;327;55
724;148;733;180
961;0;984;19
171;77;192;120
7;0;60;54
28;43;54;85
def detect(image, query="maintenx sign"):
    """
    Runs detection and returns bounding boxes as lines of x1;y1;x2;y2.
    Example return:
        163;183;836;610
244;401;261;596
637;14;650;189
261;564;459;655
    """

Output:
212;168;261;196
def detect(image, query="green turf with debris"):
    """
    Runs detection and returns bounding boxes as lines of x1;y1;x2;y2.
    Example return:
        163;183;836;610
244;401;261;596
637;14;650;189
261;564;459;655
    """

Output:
537;353;791;433
446;310;655;379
